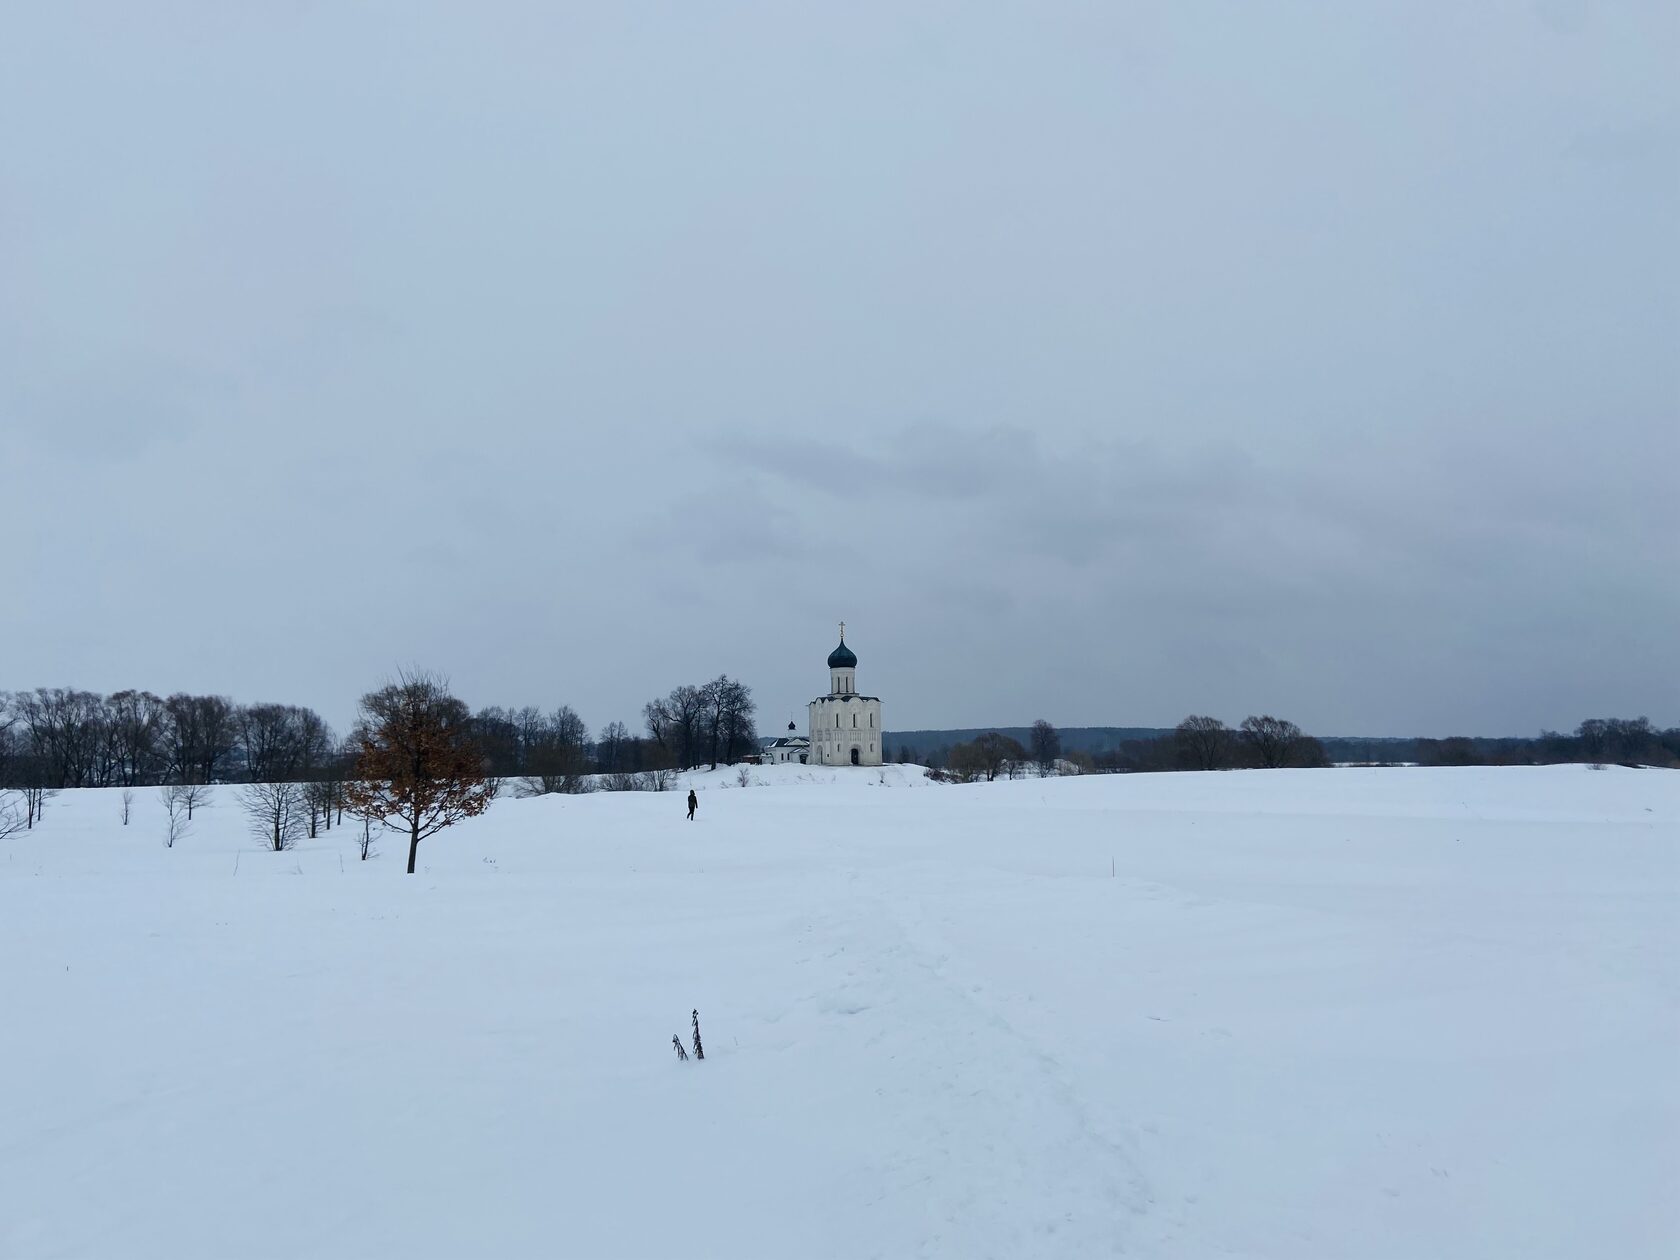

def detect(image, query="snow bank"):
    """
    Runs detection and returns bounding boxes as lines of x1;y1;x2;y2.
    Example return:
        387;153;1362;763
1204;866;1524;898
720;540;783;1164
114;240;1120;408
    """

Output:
2;766;1675;1258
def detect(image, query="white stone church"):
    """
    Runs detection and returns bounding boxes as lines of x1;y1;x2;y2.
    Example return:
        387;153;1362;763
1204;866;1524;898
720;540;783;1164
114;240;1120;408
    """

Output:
807;624;883;767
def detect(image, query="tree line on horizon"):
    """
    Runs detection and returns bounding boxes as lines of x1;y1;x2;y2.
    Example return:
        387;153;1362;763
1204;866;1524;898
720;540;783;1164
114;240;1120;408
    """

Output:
896;714;1332;780
892;714;1680;776
0;676;758;797
6;683;1670;799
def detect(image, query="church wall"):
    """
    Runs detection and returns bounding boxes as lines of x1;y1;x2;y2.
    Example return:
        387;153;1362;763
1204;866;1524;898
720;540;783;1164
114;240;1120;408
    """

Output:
807;695;884;767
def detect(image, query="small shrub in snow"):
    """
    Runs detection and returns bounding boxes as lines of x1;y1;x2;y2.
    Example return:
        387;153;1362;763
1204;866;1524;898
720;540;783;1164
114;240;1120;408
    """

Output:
20;785;52;829
159;785;192;848
238;780;305;852
637;768;675;793
354;811;377;861
121;789;134;826
515;772;596;797
672;1034;688;1062
691;1009;705;1061
0;791;24;840
177;783;210;820
304;780;337;837
737;766;752;788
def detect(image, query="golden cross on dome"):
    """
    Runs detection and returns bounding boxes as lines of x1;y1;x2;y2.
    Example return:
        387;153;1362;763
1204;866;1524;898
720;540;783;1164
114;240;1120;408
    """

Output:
839;620;845;641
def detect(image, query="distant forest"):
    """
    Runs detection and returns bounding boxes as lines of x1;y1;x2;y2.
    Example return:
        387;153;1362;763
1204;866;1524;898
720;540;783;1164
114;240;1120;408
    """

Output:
886;718;1680;774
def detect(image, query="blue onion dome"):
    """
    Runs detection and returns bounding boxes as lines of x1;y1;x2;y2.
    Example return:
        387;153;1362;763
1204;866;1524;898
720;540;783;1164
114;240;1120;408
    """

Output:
827;637;857;669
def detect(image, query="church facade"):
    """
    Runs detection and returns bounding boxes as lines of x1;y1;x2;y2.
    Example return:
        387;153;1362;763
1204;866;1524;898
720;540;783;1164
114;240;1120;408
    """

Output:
808;624;883;767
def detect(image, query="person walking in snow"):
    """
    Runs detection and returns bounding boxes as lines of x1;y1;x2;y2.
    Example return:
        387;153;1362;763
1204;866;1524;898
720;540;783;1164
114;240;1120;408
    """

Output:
687;789;698;821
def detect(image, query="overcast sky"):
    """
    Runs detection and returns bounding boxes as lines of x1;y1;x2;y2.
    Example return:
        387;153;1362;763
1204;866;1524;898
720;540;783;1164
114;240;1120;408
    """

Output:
3;1;1675;738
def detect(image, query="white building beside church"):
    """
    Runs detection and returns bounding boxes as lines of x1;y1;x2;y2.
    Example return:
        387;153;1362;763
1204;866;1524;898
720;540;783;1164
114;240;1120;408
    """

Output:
762;724;810;765
808;624;883;767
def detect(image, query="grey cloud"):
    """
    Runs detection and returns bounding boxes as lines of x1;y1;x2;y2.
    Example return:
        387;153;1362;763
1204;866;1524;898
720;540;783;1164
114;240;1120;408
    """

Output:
0;1;1673;737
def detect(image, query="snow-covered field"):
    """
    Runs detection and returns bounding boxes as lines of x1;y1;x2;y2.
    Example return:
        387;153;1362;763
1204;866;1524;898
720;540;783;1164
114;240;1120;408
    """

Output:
2;765;1676;1259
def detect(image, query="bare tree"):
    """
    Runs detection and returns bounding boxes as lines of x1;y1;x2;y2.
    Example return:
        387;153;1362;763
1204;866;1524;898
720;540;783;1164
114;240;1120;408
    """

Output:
1029;720;1061;776
946;741;987;783
107;690;166;785
305;780;334;837
238;780;305;852
700;676;757;768
13;688;108;787
21;784;52;828
348;799;379;860
645;685;707;770
1238;715;1324;769
0;791;24;840
468;706;520;776
345;670;494;874
235;703;331;783
517;705;593;796
596;721;631;774
161;693;238;785
1175;716;1233;771
636;767;676;792
178;781;211;820
641;696;673;763
121;788;134;825
159;784;192;848
975;732;1027;781
0;696;14;783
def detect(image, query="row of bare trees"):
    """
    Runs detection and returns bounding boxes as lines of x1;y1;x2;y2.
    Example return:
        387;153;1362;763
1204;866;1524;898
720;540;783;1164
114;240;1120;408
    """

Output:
1;678;761;802
9;672;494;873
196;672;493;872
0;689;335;789
642;676;758;771
920;720;1066;783
1185;715;1326;769
470;705;591;792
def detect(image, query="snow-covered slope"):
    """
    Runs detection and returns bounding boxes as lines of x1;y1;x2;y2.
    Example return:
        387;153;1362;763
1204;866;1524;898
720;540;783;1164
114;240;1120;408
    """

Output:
3;766;1676;1258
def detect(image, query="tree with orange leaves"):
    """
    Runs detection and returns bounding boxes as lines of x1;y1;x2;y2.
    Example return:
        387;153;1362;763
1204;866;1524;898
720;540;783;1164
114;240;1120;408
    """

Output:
345;670;494;874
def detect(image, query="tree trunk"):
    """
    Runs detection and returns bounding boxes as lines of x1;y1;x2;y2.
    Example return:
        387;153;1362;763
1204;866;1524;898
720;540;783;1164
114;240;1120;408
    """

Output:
407;821;420;874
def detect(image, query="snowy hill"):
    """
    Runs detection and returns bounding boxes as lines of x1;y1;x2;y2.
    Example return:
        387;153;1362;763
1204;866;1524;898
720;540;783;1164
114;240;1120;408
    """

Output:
3;766;1676;1258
